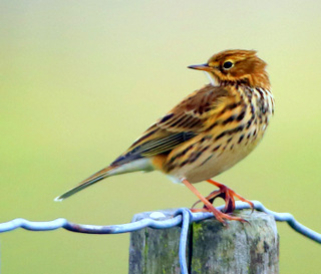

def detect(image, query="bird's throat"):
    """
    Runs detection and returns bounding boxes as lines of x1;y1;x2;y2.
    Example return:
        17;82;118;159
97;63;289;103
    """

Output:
204;71;218;86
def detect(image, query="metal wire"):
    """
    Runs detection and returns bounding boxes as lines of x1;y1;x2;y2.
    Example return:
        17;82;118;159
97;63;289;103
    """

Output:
0;201;320;274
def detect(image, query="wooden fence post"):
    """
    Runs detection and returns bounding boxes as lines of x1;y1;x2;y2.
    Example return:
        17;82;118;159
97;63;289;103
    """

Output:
129;209;279;274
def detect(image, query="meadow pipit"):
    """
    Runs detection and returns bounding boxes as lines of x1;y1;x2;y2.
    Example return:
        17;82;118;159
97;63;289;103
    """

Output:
55;49;274;224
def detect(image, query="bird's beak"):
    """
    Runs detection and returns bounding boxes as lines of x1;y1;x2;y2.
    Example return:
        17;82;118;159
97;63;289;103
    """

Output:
188;63;212;71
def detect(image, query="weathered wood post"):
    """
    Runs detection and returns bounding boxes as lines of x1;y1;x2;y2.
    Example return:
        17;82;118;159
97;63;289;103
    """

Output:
129;209;279;274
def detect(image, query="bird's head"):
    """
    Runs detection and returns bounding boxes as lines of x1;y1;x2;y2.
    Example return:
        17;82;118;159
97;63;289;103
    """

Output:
188;49;270;89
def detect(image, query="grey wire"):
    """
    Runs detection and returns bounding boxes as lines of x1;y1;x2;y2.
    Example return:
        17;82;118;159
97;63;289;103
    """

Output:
174;208;192;274
0;201;320;274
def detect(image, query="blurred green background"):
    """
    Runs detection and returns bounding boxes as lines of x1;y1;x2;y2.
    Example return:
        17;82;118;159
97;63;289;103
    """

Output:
1;0;321;273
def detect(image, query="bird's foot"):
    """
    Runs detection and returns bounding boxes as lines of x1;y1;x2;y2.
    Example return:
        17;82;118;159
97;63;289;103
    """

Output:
190;207;248;225
181;179;247;225
192;179;254;214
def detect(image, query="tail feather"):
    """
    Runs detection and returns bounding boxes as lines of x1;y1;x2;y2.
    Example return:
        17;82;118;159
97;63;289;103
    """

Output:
54;166;113;202
54;158;153;202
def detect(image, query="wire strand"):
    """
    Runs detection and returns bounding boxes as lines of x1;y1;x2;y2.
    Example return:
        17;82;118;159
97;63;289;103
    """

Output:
0;201;319;274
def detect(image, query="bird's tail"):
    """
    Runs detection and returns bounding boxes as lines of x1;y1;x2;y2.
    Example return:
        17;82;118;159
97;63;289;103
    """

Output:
54;158;153;202
54;166;114;202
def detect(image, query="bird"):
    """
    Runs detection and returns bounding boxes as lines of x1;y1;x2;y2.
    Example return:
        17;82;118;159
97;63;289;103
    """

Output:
55;49;275;224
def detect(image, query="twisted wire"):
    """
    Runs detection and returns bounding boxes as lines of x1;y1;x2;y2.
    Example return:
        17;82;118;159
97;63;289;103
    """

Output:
0;201;320;274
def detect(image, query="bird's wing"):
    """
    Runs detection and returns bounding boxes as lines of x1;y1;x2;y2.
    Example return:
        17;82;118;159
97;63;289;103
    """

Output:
111;84;229;166
55;85;230;201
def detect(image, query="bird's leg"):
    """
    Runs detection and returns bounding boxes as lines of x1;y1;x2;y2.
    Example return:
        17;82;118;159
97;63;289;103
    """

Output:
192;189;235;213
182;179;247;224
191;189;223;209
204;179;254;213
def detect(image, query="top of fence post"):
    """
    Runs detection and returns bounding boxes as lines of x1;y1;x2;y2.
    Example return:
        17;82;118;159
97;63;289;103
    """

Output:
129;209;279;274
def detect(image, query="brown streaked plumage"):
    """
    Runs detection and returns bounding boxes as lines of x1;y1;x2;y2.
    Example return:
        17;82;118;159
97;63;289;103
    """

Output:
55;49;274;224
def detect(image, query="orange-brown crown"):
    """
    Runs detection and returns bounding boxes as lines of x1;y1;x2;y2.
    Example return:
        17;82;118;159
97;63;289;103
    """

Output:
189;49;270;90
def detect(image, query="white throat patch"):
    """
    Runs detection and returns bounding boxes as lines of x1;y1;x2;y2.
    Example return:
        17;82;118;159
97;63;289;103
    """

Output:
204;71;218;86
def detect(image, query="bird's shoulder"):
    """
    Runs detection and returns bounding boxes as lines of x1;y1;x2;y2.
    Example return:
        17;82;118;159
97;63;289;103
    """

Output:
170;83;230;116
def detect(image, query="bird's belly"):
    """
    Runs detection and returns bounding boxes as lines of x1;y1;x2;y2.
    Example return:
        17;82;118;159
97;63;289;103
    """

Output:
187;142;258;183
168;129;265;184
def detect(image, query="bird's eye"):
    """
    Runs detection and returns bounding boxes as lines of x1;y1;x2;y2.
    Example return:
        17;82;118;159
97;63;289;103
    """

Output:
222;61;234;70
